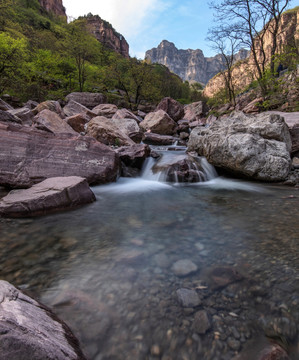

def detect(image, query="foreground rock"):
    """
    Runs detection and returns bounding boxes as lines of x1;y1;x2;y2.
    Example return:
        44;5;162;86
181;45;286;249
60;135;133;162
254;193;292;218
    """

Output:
65;113;90;133
33;109;77;135
0;177;95;218
140;110;177;135
0;122;119;188
156;97;184;121
65;92;106;109
86;116;135;146
188;112;292;182
0;280;86;359
176;288;201;308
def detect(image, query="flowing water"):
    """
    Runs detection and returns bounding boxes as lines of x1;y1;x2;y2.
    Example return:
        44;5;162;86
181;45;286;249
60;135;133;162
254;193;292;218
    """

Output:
0;148;298;360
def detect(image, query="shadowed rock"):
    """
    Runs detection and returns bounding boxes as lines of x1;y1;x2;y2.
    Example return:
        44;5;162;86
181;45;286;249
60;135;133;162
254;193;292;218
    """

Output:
0;280;86;359
0;122;119;188
34;100;65;118
0;177;95;218
143;132;177;145
156;97;184;121
0;110;21;124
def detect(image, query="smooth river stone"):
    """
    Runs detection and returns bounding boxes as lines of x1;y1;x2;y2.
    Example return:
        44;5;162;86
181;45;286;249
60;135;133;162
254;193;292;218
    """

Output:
171;259;198;276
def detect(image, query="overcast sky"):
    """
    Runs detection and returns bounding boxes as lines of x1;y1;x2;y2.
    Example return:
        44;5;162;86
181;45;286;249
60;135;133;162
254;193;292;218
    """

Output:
62;0;217;58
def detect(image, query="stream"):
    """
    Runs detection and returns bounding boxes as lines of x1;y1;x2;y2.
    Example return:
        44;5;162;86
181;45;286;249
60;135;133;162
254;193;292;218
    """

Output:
0;147;298;359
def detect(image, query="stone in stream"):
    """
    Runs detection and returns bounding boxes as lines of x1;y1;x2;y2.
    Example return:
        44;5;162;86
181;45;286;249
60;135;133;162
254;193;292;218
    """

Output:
0;122;119;188
188;111;292;182
202;266;243;290
172;259;198;276
192;310;211;334
176;288;201;308
116;144;150;172
0;280;86;360
0;177;96;217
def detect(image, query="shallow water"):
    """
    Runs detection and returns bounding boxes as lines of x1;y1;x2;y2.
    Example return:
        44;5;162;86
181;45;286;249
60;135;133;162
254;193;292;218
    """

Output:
0;155;299;359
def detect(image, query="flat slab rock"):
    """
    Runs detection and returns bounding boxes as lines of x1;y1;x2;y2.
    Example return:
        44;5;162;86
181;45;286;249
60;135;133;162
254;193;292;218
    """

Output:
0;122;119;188
0;280;86;360
0;176;96;218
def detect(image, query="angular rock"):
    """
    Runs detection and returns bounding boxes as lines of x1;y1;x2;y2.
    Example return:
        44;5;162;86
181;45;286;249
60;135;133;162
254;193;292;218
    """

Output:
188;112;292;182
0;280;86;360
116;144;150;169
112;108;140;122
128;131;144;143
0;110;21;124
176;288;201;308
143;132;177;145
65;113;90;133
112;117;140;137
0;122;119;188
177;119;190;133
92;104;118;118
86;116;135;146
7;107;34;126
33;109;77;135
193;310;211;334
23;100;39;110
63;100;97;118
156;97;184;121
0;98;13;111
242;97;263;114
34;100;65;118
140;110;177;135
171;259;198;277
0;177;95;218
65;92;106;109
184;101;209;122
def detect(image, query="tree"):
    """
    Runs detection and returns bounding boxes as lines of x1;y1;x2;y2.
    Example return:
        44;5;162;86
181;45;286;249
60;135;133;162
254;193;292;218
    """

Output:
207;25;242;105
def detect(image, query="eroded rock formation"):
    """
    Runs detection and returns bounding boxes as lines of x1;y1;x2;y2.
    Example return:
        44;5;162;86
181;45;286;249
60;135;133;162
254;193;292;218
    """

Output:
38;0;66;18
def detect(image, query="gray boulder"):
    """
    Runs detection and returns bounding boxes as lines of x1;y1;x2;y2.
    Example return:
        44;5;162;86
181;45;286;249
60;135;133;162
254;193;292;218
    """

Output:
184;101;209;122
34;100;65;119
0;98;13;111
63;100;97;118
112;108;140;122
65;92;106;109
188;112;292;181
0;110;21;124
7;107;34;126
156;97;184;121
33;109;77;135
0;176;95;218
140;110;177;135
92;104;118;118
0;280;86;359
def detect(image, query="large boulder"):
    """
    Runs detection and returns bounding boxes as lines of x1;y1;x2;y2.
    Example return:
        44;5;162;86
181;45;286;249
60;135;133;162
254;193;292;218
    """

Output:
33;109;77;135
92;104;118;118
86;116;135;146
112;117;140;138
188;112;292;182
156;97;184;121
143;133;177;145
112;108;140;122
7;107;34;126
184;101;209;123
0;110;21;124
139;110;177;135
0;177;95;218
65;92;106;109
34;100;65;119
0;122;119;188
0;280;86;359
116;144;150;169
63;100;97;118
65;113;90;134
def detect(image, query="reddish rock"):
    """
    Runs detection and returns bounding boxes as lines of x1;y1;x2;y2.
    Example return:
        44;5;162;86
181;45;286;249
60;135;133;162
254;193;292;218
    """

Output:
143;133;177;145
258;345;289;360
92;104;118;118
0;122;119;188
116;144;150;169
63;100;97;118
112;108;140;122
140;110;177;135
0;280;85;359
34;100;65;119
65;92;107;109
33;109;77;134
65;113;90;133
184;101;209;122
156;97;184;121
0;177;95;218
38;0;66;18
86;116;135;146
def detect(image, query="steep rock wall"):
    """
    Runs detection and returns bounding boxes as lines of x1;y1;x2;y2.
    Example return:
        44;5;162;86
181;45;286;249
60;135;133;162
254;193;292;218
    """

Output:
38;0;66;18
204;9;299;98
145;40;249;84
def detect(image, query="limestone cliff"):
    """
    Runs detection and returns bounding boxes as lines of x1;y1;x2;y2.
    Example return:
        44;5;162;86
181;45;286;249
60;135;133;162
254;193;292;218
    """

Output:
38;0;66;18
86;15;129;58
145;40;249;84
204;8;299;98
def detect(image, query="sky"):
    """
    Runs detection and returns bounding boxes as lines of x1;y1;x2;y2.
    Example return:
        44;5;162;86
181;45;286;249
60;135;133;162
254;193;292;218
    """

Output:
62;0;218;59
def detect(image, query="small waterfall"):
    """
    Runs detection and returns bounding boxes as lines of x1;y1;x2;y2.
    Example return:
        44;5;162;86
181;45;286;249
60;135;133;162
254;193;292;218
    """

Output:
141;150;218;184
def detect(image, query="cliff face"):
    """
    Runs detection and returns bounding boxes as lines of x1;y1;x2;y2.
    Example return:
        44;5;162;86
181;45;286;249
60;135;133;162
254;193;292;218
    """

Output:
86;15;129;58
38;0;66;18
204;8;299;98
145;40;249;84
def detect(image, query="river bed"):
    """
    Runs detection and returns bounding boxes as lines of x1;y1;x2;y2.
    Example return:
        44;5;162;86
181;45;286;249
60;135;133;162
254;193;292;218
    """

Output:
0;152;298;359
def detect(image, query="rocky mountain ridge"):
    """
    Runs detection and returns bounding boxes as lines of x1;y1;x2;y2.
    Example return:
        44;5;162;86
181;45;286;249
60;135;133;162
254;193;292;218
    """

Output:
145;40;250;84
38;0;66;18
